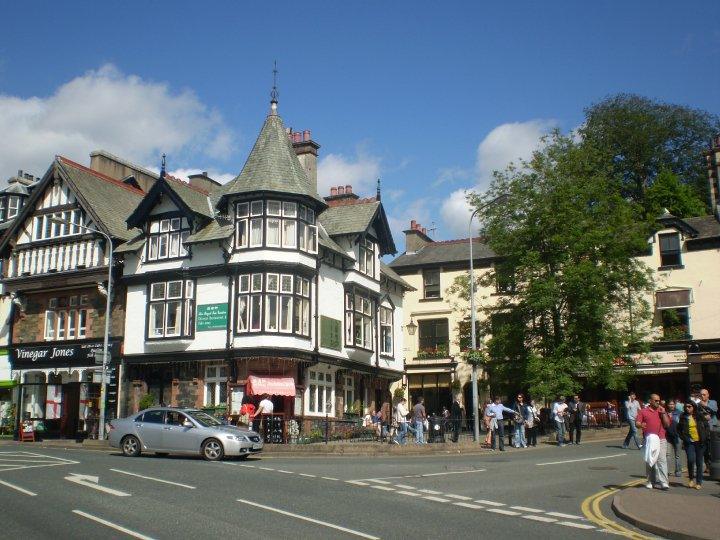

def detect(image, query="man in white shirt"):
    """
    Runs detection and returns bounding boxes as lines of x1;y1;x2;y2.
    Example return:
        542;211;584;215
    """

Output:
393;398;414;445
253;395;274;435
552;396;568;447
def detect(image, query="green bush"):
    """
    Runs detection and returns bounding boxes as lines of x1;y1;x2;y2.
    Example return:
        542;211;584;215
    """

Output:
138;394;156;410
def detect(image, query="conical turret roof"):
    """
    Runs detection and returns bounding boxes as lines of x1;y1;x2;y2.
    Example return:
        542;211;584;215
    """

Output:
215;112;325;208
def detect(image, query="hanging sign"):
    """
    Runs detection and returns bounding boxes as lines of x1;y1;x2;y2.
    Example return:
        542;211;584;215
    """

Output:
196;303;228;331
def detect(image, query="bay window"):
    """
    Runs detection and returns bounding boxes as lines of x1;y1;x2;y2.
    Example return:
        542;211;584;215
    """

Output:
345;290;374;350
148;279;195;339
380;306;393;355
237;272;311;336
146;217;189;261
234;198;317;253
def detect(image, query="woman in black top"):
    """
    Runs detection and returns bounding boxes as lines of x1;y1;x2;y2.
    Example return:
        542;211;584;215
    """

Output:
677;402;710;489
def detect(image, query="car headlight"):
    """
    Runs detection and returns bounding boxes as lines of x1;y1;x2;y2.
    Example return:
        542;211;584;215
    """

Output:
227;434;249;442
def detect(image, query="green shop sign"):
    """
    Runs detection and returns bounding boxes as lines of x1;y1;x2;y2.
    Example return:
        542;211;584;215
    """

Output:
196;303;228;331
320;316;342;351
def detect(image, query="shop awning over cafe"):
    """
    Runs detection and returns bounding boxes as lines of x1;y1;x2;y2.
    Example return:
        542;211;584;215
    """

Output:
655;289;692;309
246;375;296;397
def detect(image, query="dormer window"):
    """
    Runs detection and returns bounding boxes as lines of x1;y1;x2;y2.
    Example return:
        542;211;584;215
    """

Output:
358;238;375;277
659;233;682;267
0;197;5;221
8;196;20;219
146;217;189;261
234;199;317;254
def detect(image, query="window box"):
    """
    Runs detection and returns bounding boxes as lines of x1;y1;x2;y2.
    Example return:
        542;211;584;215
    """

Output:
415;347;449;360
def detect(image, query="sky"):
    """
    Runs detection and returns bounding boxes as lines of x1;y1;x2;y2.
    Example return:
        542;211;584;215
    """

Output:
1;1;719;249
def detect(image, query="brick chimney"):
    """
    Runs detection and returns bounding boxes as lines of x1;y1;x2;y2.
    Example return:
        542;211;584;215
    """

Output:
404;220;433;253
324;184;360;204
290;128;320;194
706;134;720;220
188;171;221;192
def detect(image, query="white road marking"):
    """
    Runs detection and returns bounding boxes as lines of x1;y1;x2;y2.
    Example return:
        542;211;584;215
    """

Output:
397;490;422;497
444;494;472;501
236;498;379;540
321;476;339;481
65;474;131;497
394;484;416;490
299;473;316;478
536;453;626;466
109;469;196;489
259;467;275;471
346;480;370;486
370;485;395;491
522;515;557;523
422;496;450;503
276;470;294;474
418;489;443;495
367;479;392;484
452;502;485;510
487;508;521;516
474;499;505;507
0;479;37;496
511;506;543;513
238;464;256;468
418;469;486;477
546;511;587;521
72;510;156;540
557;521;595;530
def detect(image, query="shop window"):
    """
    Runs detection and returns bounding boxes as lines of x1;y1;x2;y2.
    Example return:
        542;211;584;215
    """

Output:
234;199;317;254
146;217;189;261
659;233;682;267
418;318;449;357
661;307;690;340
423;269;440;299
345;291;374;350
379;306;393;355
147;279;195;339
44;302;88;341
343;376;355;413
358;238;375;277
306;368;335;416
237;273;310;336
204;365;228;406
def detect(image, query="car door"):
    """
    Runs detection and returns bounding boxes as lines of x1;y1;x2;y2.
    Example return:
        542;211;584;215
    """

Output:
162;411;202;453
134;410;166;450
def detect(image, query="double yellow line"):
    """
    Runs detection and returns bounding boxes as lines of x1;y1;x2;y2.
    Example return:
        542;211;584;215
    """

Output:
581;478;653;539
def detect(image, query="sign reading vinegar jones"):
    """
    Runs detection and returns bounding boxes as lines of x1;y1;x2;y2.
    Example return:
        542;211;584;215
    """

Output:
196;303;228;331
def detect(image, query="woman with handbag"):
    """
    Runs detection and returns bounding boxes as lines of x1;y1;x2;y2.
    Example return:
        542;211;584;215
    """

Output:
678;401;710;489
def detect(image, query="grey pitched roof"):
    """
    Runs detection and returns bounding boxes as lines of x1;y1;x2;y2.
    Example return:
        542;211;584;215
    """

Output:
318;226;352;260
115;234;146;254
380;261;415;291
165;177;214;218
184;218;234;245
319;200;381;237
214;112;325;207
683;216;720;239
1;182;33;196
389;238;496;269
56;157;144;241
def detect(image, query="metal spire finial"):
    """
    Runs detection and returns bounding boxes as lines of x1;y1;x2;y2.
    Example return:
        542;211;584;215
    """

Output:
270;60;279;114
376;178;381;201
160;153;166;179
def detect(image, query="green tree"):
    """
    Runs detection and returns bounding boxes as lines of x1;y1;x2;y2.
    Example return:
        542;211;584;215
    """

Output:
644;169;706;220
580;94;719;214
468;133;654;399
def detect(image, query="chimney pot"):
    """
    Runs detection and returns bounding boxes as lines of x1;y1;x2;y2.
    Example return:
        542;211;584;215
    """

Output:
410;220;417;229
338;186;345;195
17;170;22;177
303;130;311;141
345;185;352;194
330;187;338;196
422;228;427;234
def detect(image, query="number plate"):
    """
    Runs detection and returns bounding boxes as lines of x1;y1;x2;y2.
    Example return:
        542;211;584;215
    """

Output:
252;443;262;450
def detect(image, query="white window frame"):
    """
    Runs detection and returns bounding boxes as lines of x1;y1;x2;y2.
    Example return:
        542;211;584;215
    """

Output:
380;306;393;355
305;366;335;416
203;364;228;406
7;196;20;218
343;376;355;413
44;310;57;340
148;279;195;339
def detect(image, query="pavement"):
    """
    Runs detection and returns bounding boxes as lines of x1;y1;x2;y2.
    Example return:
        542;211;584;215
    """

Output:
0;436;658;539
612;480;720;540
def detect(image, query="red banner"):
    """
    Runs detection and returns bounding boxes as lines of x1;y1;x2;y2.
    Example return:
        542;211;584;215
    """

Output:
246;376;296;397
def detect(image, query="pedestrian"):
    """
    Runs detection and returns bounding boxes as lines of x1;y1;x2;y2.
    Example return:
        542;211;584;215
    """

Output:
622;391;643;449
552;396;568;447
393;397;412;445
380;394;392;442
451;394;463;443
483;398;493;447
697;388;718;474
568;394;586;445
487;396;516;452
527;399;540;447
413;397;427;444
636;393;670;490
513;394;529;448
677;401;710;489
666;399;682;478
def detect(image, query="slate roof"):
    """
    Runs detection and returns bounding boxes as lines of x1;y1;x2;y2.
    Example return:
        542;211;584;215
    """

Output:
1;181;35;196
389;237;496;269
164;176;214;218
184;218;234;245
319;200;381;236
115;234;146;254
318;225;352;260
683;216;720;239
214;112;325;207
379;261;415;291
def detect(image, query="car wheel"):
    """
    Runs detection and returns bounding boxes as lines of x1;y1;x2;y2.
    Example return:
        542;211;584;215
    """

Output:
202;438;224;461
121;435;141;457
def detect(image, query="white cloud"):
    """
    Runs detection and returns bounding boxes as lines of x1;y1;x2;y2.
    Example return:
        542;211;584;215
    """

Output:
0;64;235;180
440;119;555;237
166;168;235;185
317;147;381;198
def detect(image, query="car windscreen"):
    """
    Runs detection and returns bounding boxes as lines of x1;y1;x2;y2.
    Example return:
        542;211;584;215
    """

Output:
186;410;224;427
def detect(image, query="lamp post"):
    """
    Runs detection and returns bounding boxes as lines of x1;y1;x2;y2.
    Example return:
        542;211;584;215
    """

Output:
469;194;508;443
50;216;113;440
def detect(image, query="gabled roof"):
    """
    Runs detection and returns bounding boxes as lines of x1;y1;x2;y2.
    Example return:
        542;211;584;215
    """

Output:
184;217;234;245
1;181;35;196
380;261;415;291
213;112;326;208
318;199;397;256
683;216;720;239
318;225;352;261
389;237;496;269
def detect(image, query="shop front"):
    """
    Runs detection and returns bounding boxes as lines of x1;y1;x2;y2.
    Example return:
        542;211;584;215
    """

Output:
11;340;120;439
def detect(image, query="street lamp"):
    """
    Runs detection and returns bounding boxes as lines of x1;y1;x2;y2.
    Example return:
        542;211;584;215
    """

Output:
469;194;508;443
50;216;113;440
405;319;417;336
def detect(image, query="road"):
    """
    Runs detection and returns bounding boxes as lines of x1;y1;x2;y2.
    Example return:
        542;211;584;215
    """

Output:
0;438;654;539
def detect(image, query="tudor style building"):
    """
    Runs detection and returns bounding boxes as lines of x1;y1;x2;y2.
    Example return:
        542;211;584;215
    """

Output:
117;97;410;427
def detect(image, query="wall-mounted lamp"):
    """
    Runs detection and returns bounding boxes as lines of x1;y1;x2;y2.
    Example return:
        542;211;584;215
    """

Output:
405;319;417;336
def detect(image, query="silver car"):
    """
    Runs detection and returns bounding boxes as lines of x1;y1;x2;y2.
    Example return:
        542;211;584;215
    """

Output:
108;407;263;461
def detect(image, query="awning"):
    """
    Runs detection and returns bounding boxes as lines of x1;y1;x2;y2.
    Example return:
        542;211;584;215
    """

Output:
655;289;692;309
246;375;296;397
0;380;18;389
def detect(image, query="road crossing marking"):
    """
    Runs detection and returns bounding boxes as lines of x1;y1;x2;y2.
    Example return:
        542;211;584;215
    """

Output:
346;480;370;486
522;515;557;523
258;467;275;471
237;498;379;540
73;510;156;540
418;489;443;495
546;511;587;521
370;485;395;491
511;506;544;513
536;453;626;467
0;451;79;473
444;494;472;501
487;508;521;516
557;521;596;529
321;476;339;481
452;502;485;510
0;479;37;496
276;470;294;474
368;479;392;484
397;490;421;497
394;484;416;489
109;469;196;489
65;473;131;497
423;496;450;503
299;473;316;478
474;499;506;507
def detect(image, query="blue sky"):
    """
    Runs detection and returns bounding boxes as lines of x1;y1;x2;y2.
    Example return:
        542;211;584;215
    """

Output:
1;1;719;246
